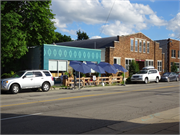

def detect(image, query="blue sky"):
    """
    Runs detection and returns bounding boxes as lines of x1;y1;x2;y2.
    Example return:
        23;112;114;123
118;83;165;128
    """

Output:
50;0;180;41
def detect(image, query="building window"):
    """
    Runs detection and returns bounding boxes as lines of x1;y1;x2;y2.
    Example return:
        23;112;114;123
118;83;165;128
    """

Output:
139;40;142;52
171;62;179;71
114;57;121;65
147;42;150;53
125;58;133;70
171;50;176;58
130;39;134;52
145;60;153;67
178;51;180;58
135;40;138;52
157;61;162;72
143;41;146;53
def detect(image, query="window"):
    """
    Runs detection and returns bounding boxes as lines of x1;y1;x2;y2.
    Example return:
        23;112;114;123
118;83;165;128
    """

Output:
125;58;133;70
178;51;180;58
135;40;138;52
24;72;34;77
34;72;43;77
171;50;176;58
114;57;121;65
147;42;150;53
130;39;134;52
143;41;146;53
139;40;142;52
157;61;162;72
145;60;153;66
171;62;179;71
43;71;51;76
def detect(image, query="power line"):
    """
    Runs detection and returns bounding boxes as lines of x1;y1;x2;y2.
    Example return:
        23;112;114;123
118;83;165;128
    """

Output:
99;0;116;36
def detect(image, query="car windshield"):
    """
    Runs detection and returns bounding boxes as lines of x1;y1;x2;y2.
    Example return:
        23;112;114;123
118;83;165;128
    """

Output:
163;72;170;76
137;70;148;74
11;71;26;78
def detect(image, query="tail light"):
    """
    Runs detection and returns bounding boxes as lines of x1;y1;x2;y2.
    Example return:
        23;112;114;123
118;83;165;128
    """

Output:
51;77;54;81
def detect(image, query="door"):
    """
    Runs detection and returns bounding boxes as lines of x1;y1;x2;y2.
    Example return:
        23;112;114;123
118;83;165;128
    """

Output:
21;72;35;89
33;71;44;87
148;70;155;81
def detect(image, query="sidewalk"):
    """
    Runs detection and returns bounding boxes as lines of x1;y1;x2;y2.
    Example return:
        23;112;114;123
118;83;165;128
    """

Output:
82;107;180;134
50;84;131;94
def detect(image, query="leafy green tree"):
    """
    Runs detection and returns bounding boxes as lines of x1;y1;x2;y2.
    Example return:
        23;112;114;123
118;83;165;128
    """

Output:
171;62;177;72
1;1;56;68
54;32;72;43
76;30;89;40
128;60;139;76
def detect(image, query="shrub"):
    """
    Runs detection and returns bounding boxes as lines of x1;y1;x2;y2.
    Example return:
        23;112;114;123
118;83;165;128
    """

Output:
128;60;139;77
1;71;15;78
171;62;177;72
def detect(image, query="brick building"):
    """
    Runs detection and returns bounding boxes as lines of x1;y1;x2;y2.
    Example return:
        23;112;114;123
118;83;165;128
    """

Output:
156;38;180;72
56;32;165;76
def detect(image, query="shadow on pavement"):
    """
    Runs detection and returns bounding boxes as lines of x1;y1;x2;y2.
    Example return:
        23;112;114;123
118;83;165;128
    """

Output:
1;113;179;134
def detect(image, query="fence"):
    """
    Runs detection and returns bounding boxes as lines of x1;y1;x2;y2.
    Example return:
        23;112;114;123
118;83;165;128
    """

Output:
66;76;123;87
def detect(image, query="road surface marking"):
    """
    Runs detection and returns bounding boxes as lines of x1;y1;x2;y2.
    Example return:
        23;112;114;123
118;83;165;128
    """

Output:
1;113;42;121
1;85;179;108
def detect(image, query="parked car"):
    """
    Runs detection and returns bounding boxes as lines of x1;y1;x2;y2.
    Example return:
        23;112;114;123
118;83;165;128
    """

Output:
131;66;161;84
160;72;179;82
1;70;54;94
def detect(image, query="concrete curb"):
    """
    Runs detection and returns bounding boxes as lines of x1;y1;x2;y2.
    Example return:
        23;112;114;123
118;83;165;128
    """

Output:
82;107;180;134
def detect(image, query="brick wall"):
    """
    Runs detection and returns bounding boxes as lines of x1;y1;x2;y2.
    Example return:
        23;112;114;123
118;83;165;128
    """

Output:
105;33;164;77
168;39;180;72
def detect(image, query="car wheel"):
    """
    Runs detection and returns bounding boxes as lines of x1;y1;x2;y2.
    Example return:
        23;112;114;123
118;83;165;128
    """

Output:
176;77;179;81
144;78;148;84
167;78;170;82
31;88;39;92
155;77;159;83
42;82;50;92
10;84;20;94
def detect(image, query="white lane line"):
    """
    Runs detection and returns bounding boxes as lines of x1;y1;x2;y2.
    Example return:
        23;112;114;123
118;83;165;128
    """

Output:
1;113;42;121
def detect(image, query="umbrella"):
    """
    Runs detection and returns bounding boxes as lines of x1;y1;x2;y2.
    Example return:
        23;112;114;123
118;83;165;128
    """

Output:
86;61;106;74
113;64;127;86
70;61;91;89
98;62;117;74
113;64;127;72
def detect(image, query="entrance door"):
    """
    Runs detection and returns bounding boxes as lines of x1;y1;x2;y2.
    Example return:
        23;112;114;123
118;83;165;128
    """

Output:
137;61;144;70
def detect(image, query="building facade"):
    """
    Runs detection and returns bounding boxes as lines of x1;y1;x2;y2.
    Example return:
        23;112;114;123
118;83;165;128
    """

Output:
56;32;165;76
156;39;180;72
24;44;101;77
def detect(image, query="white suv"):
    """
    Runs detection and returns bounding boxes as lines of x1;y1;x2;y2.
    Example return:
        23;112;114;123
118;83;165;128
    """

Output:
131;66;161;84
1;70;54;94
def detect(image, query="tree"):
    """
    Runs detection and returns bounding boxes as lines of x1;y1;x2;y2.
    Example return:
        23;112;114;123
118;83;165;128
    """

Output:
76;30;89;40
1;1;56;68
171;62;177;72
54;32;72;43
128;60;139;76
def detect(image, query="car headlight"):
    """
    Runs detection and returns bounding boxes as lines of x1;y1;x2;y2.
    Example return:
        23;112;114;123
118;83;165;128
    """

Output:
3;81;8;85
139;75;143;78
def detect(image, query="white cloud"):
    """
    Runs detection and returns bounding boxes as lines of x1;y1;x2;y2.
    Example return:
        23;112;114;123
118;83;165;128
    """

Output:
51;0;167;36
166;12;180;38
169;33;175;37
91;36;102;39
101;21;135;36
148;14;167;26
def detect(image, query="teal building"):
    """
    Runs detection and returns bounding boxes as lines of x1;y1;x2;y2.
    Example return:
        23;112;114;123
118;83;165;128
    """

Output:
25;44;101;77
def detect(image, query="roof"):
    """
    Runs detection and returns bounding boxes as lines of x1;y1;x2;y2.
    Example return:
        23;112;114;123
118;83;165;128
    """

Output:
55;32;155;49
55;36;118;49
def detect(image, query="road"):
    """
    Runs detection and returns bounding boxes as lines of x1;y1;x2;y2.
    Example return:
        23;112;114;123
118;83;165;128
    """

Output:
1;82;179;134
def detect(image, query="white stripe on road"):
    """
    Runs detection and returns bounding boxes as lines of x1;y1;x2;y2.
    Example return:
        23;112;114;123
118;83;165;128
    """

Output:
1;113;42;121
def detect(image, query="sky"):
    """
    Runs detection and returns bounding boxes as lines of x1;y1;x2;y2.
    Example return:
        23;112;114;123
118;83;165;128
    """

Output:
50;0;180;41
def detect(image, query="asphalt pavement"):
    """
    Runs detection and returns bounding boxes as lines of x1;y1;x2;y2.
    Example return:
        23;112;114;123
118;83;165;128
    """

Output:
52;82;180;134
